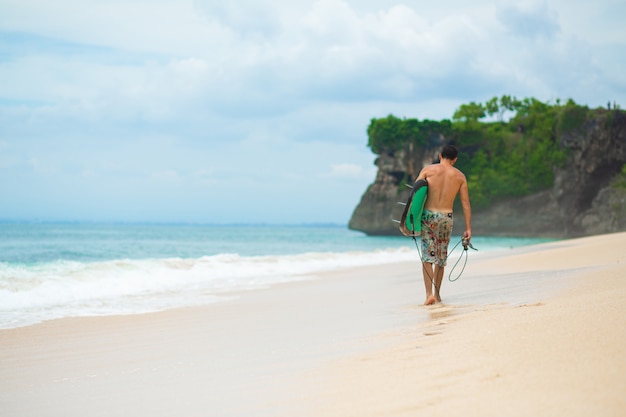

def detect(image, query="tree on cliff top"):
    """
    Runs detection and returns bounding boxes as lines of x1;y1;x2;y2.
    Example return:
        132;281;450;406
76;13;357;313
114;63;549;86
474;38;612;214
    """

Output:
367;115;451;154
366;96;578;209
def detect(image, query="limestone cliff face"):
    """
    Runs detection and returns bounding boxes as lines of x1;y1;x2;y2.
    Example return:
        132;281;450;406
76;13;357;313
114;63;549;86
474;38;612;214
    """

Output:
349;109;626;238
348;144;439;235
347;152;408;236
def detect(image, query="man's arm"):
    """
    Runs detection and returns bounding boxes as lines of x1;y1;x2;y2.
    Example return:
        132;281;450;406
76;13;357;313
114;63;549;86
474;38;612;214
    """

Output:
416;165;431;182
459;177;472;240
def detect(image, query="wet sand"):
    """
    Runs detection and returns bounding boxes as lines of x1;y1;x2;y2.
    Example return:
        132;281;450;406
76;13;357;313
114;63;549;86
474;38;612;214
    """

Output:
1;233;625;416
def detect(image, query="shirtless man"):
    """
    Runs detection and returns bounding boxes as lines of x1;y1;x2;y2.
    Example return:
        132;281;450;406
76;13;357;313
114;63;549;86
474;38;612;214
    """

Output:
415;144;472;305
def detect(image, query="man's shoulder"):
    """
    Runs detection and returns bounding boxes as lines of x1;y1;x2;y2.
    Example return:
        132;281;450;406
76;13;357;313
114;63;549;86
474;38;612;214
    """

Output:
453;166;467;179
418;164;438;178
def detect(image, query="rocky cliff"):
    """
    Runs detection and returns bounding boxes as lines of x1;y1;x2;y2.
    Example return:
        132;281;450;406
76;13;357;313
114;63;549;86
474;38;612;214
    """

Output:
349;109;626;238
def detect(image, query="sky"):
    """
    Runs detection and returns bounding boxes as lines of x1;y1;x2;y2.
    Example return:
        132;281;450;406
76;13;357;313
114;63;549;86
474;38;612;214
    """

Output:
1;0;625;224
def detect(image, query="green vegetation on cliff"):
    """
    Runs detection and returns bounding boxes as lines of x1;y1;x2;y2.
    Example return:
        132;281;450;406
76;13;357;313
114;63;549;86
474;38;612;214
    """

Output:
366;96;586;209
367;115;452;154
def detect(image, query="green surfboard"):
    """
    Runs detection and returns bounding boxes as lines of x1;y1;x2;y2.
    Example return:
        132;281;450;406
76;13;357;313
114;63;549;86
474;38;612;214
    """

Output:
399;179;428;236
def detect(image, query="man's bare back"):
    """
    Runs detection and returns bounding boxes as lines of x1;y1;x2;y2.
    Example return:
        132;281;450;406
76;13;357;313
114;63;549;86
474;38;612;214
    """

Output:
417;161;468;214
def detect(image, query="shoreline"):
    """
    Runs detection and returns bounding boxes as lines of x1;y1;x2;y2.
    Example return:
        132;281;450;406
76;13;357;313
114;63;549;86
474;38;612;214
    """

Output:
291;232;626;417
1;233;625;416
0;235;557;332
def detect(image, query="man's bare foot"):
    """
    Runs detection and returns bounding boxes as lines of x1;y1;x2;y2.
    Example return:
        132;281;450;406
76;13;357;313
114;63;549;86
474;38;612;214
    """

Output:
425;295;436;305
436;293;442;302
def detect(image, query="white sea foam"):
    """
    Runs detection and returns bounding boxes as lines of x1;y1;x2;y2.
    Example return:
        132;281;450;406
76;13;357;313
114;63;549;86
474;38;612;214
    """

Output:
0;248;416;329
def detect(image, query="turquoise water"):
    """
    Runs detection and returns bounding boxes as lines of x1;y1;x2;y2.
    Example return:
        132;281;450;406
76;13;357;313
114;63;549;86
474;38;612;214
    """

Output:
0;223;410;263
0;223;553;329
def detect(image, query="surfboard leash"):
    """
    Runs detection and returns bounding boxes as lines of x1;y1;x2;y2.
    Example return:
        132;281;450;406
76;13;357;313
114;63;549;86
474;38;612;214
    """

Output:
407;214;441;293
446;238;478;282
411;233;440;292
408;216;477;286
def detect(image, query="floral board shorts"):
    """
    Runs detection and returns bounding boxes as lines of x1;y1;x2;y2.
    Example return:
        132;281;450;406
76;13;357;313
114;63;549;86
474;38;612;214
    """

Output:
421;210;453;267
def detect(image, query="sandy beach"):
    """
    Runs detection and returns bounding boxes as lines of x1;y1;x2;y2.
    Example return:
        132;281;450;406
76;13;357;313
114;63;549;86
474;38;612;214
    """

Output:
1;232;625;416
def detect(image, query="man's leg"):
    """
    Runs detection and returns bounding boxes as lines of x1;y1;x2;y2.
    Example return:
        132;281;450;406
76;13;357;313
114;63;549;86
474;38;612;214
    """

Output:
434;265;444;302
422;261;436;305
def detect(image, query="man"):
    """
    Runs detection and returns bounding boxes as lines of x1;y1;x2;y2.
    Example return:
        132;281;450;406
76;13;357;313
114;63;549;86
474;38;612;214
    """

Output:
415;144;472;305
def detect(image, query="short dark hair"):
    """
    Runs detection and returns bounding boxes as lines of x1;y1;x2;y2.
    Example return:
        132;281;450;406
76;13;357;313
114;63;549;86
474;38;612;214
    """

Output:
440;144;458;160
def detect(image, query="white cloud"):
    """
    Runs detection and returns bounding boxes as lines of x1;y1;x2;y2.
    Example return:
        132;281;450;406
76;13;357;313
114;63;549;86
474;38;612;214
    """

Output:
496;1;561;40
195;0;285;36
0;0;624;222
323;163;373;179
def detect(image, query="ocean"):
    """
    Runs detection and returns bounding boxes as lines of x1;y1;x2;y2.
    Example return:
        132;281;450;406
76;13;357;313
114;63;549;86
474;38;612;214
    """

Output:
0;223;552;329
